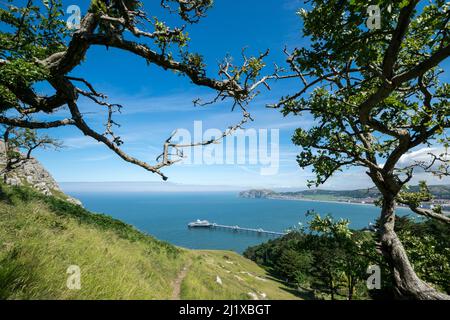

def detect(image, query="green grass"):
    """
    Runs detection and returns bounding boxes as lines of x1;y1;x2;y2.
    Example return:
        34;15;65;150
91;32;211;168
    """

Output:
0;183;299;300
0;184;185;299
182;251;300;300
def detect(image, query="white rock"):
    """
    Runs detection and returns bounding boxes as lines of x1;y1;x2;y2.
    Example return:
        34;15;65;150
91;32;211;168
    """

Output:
234;275;244;282
0;141;82;205
247;292;259;300
67;197;83;207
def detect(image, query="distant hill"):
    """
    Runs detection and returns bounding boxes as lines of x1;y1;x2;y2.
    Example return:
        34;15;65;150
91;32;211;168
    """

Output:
240;185;450;200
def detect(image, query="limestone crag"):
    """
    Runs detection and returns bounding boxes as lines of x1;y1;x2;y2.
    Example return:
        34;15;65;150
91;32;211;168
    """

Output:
0;141;82;206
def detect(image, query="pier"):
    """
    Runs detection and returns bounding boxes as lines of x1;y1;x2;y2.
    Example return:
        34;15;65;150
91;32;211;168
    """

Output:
213;224;287;236
188;220;287;236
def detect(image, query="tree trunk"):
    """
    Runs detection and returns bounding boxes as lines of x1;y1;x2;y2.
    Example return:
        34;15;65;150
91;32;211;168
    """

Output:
329;273;335;300
347;276;354;300
379;197;450;300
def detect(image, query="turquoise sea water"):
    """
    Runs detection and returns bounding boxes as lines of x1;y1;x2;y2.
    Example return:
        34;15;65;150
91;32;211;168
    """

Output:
66;192;412;253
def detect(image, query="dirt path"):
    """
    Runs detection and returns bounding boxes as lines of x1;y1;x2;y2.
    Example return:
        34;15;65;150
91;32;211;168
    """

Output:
172;260;192;300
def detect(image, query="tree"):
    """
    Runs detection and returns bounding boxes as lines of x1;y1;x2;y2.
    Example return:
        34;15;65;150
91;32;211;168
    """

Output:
245;213;377;300
276;248;313;284
393;216;450;294
273;0;450;299
307;212;373;300
0;126;62;180
0;0;271;180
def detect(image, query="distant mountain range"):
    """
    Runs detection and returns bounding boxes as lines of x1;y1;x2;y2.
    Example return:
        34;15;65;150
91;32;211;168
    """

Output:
239;185;450;201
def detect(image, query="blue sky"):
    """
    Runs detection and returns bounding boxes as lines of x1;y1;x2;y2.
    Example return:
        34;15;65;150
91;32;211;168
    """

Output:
20;0;450;190
32;0;318;189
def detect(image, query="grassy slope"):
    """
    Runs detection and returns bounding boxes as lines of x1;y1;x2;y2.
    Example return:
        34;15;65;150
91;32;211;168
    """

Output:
0;184;298;300
183;250;297;300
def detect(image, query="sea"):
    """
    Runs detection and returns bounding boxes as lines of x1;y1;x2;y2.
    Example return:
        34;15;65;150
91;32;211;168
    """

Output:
64;191;413;254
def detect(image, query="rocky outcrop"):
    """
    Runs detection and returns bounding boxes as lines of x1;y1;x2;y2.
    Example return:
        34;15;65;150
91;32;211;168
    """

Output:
0;141;82;206
238;189;276;199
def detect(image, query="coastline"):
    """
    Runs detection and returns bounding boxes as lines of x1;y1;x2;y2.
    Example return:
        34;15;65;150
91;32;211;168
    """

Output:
264;196;388;208
256;195;450;214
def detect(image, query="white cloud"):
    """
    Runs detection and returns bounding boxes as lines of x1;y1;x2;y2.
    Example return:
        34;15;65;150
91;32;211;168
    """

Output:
398;147;449;169
75;91;227;116
63;136;101;149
